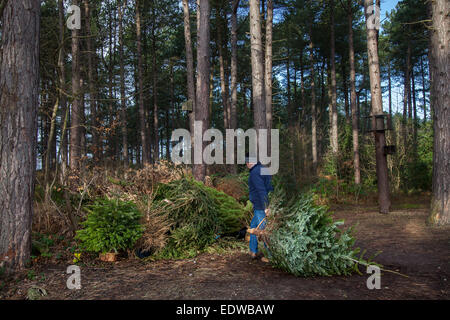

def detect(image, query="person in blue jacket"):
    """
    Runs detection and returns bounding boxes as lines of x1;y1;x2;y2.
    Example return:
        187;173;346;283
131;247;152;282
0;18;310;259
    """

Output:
245;155;274;261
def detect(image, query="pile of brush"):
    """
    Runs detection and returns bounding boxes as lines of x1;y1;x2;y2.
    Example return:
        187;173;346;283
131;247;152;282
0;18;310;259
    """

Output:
139;176;251;259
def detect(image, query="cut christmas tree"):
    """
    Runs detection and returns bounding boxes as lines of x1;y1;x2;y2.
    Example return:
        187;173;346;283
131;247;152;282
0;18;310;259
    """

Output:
259;187;368;277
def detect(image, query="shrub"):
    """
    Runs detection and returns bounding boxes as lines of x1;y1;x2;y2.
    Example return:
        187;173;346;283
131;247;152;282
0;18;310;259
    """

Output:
76;198;144;253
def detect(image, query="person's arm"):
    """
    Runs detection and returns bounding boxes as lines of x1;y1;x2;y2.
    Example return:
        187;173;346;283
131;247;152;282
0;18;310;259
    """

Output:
264;175;273;215
265;175;274;193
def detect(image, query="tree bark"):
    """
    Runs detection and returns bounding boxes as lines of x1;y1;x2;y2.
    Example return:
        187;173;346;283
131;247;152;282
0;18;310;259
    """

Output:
167;59;174;160
44;98;59;201
407;42;412;120
411;63;417;144
265;0;273;147
287;46;293;125
182;0;196;164
309;26;318;172
342;63;349;123
249;0;266;132
402;50;410;148
329;0;338;155
388;59;392;116
230;0;239;131
193;0;211;182
58;0;69;182
420;55;427;123
429;0;449;225
217;9;230;130
70;0;82;171
230;0;240;174
107;5;116;161
348;0;361;185
300;48;306;122
152;5;159;162
136;0;150;165
0;0;40;272
364;0;390;213
118;0;128;165
84;0;101;164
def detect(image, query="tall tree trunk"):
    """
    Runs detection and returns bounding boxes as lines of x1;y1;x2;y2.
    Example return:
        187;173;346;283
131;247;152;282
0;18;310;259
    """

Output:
80;77;86;159
84;0;100;163
420;55;427;123
342;63;350;123
388;59;392;116
70;0;82;171
287;41;296;179
167;59;174;160
402;59;410;148
182;0;196;164
230;0;239;131
136;0;150;165
230;0;240;174
249;0;266;132
327;64;333;131
287;47;293;125
348;0;361;185
217;10;230;130
429;0;449;225
265;0;273;149
152;6;159;162
309;26;318;172
44;98;59;201
118;0;128;165
329;0;338;155
193;0;211;181
107;6;116;162
364;0;390;213
300;48;306;122
411;64;418;144
407;42;412;121
0;0;40;272
58;0;69;182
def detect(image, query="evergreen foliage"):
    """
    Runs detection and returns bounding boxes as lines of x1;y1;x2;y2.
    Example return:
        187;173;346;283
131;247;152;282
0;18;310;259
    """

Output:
264;188;361;276
76;199;144;253
150;177;249;259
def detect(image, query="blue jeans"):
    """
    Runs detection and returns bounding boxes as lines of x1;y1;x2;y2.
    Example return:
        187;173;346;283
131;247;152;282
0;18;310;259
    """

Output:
249;209;266;254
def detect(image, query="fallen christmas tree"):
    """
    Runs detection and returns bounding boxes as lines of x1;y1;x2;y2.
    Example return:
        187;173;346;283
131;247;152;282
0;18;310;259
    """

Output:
144;176;251;259
258;186;371;277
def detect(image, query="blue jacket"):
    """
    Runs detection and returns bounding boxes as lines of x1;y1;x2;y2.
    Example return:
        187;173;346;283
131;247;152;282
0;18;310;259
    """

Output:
248;163;274;210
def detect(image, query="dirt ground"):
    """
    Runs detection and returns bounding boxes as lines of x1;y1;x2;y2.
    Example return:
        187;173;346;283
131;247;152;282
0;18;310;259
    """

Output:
1;199;449;300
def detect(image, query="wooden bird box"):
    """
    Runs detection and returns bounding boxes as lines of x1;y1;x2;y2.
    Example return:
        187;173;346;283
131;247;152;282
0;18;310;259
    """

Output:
362;113;393;133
